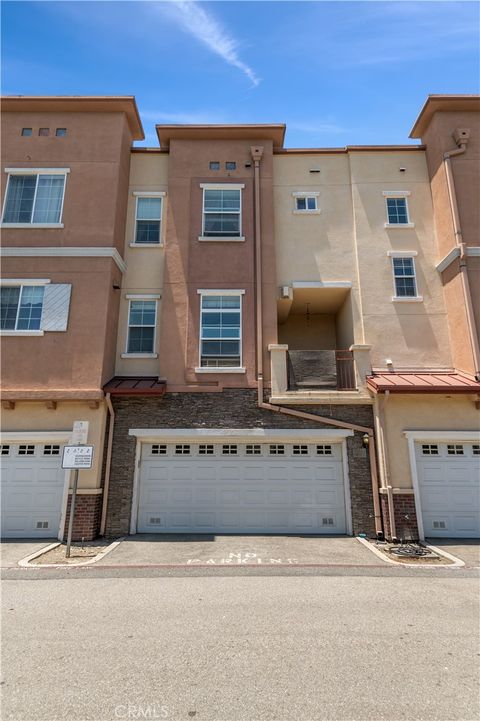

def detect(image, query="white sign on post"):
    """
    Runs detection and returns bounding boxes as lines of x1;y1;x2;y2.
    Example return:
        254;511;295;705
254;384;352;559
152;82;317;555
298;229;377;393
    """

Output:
62;445;94;469
71;421;89;445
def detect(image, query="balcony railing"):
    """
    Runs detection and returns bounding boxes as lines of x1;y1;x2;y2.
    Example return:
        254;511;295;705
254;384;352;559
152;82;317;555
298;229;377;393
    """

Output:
269;343;372;399
287;350;355;391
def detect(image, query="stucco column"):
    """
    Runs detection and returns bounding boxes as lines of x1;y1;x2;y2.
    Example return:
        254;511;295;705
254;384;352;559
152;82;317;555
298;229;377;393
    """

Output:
268;344;289;396
349;344;372;390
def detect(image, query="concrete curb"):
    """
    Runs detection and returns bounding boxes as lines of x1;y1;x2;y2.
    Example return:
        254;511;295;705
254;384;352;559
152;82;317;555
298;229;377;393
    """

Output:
18;539;123;568
356;536;465;568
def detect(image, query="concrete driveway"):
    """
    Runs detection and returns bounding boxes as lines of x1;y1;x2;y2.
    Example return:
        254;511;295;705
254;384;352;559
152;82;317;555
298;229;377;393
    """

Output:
427;538;480;568
0;539;57;568
98;534;382;566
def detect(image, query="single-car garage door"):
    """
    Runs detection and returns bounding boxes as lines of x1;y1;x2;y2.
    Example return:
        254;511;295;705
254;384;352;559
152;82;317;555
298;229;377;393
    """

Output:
136;440;348;534
416;442;480;538
1;442;66;538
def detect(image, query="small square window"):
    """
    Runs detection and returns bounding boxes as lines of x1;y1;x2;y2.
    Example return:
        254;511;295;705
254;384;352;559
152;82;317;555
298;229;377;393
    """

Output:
21;128;32;137
151;444;167;455
39;128;50;137
246;444;261;455
447;444;464;455
295;195;318;212
18;444;35;456
209;162;220;171
269;444;285;455
472;445;480;455
386;197;409;224
222;444;237;455
225;162;236;171
422;444;439;455
198;444;214;455
1;445;10;455
175;444;190;455
55;128;67;137
292;445;308;455
316;445;332;455
43;444;60;456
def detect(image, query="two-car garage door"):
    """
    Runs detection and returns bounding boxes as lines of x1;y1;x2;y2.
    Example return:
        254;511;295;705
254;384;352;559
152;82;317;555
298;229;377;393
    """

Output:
416;442;480;538
1;442;65;538
137;440;349;534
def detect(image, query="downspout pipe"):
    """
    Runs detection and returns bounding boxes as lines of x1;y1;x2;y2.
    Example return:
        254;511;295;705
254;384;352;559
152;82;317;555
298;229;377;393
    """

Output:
250;146;383;538
443;140;480;380
100;392;115;536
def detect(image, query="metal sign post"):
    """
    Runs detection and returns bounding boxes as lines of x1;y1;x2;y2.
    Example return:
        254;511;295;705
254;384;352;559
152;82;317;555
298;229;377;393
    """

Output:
62;432;94;558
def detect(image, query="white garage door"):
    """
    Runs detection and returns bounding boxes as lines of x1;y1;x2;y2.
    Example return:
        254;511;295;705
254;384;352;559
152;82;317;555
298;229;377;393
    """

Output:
1;442;66;538
137;441;348;534
416;442;480;538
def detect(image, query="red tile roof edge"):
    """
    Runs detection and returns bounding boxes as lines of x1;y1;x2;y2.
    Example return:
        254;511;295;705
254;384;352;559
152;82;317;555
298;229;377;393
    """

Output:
103;377;167;396
367;372;480;393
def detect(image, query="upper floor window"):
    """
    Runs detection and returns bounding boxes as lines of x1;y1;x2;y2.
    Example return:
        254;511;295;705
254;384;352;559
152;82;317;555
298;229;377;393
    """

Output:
134;195;163;245
209;162;220;171
55;128;67;137
126;300;157;354
0;285;45;331
392;257;418;298
200;184;244;241
383;191;414;227
293;192;320;213
2;169;69;226
198;292;243;369
21;128;32;137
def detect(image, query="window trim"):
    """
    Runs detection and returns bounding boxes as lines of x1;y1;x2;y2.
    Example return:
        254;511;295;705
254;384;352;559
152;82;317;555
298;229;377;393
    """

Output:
199;183;245;242
0;281;48;335
292;191;321;214
1;168;70;228
390;254;423;302
131;191;165;247
195;289;245;373
123;297;158;358
382;191;414;228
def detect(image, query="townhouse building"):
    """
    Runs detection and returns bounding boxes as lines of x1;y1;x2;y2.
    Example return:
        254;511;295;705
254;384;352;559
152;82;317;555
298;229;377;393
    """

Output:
1;94;479;542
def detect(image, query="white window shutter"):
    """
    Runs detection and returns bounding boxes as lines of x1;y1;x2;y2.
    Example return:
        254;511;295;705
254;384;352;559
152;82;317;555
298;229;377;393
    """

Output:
41;284;72;332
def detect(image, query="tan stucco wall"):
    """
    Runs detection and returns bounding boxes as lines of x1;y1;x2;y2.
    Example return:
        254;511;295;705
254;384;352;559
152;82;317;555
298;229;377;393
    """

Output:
0;401;107;489
378;394;480;490
278;314;336;350
115;154;168;376
274;151;452;370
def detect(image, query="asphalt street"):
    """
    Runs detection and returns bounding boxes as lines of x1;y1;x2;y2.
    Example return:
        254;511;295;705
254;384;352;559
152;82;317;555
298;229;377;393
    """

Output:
2;568;479;721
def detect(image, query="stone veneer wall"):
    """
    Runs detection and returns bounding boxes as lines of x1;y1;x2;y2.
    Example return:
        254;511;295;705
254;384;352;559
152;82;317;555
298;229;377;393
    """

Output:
105;390;377;538
380;494;419;542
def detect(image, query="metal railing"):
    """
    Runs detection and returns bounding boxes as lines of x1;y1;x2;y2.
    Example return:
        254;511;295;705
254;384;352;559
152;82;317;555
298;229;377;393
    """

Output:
286;349;356;391
335;350;356;390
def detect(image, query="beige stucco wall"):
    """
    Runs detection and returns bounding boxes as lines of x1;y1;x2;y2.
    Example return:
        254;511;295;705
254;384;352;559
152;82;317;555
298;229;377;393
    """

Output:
278;314;336;349
0;401;107;490
274;150;452;370
115;153;168;376
377;394;480;489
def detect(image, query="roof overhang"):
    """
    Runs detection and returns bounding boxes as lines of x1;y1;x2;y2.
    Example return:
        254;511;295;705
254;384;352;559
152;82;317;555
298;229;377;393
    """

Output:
103;376;167;396
367;371;480;394
1;95;145;140
410;94;480;139
155;124;286;149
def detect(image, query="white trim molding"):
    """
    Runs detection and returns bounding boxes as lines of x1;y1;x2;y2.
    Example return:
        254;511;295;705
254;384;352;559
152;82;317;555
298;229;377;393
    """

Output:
0;246;127;273
0;431;72;443
385;222;415;229
0;330;44;337
197;289;245;295
195;367;246;374
129;428;354;442
125;294;161;300
291;281;352;289
392;296;423;302
387;250;418;257
121;353;158;359
382;190;411;197
436;246;480;273
132;191;166;197
403;429;480;541
198;236;245;242
4;167;70;175
0;278;51;286
200;183;245;190
1;223;64;229
292;191;320;197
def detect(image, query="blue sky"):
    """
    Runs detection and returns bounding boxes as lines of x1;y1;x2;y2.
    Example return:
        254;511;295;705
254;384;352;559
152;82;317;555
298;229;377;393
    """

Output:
2;1;479;147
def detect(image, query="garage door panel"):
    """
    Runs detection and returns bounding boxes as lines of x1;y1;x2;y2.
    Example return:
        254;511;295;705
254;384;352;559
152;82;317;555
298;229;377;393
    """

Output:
137;442;347;535
417;442;480;538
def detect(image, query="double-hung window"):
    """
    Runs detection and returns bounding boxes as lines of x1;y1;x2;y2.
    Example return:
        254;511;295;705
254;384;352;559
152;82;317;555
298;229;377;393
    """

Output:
2;169;69;226
383;191;413;227
198;292;243;369
133;193;163;245
0;285;45;331
392;257;418;298
200;184;244;240
126;300;157;354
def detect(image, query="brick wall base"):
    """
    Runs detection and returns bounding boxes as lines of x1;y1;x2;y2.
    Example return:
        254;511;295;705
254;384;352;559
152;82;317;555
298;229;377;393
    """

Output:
380;493;419;542
64;493;103;541
106;390;378;538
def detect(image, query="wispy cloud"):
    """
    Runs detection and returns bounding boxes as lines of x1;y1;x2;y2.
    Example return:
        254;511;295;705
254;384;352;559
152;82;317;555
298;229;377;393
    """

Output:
154;1;260;87
288;120;348;135
141;109;232;124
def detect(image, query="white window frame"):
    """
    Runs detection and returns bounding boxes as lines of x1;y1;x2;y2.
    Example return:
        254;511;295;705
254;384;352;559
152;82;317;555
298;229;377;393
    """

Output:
131;191;165;247
292;191;321;214
195;289;245;373
387;251;423;302
122;296;158;358
1;168;70;228
198;184;245;242
0;279;50;336
382;190;414;228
